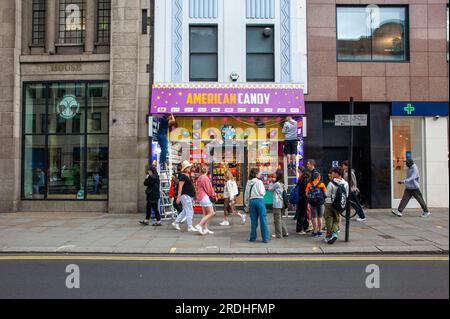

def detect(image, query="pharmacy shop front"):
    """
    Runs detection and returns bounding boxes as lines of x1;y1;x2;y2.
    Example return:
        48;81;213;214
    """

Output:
150;84;305;208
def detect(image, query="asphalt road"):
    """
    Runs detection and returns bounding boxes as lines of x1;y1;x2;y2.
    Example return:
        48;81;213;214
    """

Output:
0;255;448;299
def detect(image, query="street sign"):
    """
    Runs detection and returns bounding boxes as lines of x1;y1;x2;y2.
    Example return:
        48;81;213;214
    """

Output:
335;114;368;127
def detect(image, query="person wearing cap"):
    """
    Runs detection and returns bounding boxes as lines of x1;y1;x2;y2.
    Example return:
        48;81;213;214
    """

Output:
172;160;198;232
392;159;431;218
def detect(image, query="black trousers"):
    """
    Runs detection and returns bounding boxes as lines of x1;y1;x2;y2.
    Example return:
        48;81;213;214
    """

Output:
146;201;161;221
296;198;309;232
398;189;429;213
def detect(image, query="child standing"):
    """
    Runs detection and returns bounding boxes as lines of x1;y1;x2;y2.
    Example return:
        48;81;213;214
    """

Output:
305;171;327;237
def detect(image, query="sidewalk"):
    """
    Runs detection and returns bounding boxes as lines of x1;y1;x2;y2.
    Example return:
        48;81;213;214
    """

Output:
0;209;448;255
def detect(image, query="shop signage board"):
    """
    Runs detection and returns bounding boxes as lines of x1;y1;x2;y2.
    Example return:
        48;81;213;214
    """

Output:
150;83;305;115
335;114;367;127
392;102;449;116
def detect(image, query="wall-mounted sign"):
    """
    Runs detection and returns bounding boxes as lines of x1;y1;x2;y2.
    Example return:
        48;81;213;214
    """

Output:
150;83;305;115
335;114;368;127
392;102;449;116
58;95;80;120
50;63;82;72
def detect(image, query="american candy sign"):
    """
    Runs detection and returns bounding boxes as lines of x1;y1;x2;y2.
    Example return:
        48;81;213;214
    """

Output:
150;83;305;115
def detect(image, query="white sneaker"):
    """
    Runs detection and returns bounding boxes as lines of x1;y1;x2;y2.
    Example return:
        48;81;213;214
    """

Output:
219;220;230;226
195;224;204;233
180;216;187;223
205;229;214;235
356;218;367;222
188;226;199;232
391;210;403;217
241;214;246;224
172;222;181;231
421;212;431;218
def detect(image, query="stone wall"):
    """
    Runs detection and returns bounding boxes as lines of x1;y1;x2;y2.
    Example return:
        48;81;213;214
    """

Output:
0;0;21;213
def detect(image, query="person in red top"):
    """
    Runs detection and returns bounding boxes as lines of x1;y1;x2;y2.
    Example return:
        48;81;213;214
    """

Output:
305;171;327;238
195;165;217;235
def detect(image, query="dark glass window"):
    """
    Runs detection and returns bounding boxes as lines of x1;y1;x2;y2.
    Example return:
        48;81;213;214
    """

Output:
32;0;46;46
22;82;109;201
189;26;218;81
246;26;275;81
337;6;408;61
58;0;85;44
97;0;111;44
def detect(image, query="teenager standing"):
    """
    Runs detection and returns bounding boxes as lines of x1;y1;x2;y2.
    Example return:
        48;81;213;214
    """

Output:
306;171;327;237
245;168;269;243
268;169;289;239
296;168;310;234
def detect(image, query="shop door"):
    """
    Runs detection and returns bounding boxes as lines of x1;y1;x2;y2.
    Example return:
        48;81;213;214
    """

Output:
391;118;426;208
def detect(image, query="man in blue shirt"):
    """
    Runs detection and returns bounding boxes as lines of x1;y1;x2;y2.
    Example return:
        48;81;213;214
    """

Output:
392;159;430;218
282;116;298;170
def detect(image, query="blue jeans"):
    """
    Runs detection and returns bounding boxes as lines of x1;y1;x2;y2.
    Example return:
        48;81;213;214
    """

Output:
350;192;366;219
249;198;270;243
156;132;168;165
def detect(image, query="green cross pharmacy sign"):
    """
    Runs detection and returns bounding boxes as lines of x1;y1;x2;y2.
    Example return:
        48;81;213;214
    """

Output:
404;103;415;115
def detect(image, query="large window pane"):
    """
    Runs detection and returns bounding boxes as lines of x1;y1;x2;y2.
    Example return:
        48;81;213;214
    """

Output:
59;0;86;44
32;0;46;46
97;0;111;44
337;6;408;61
372;7;406;61
87;82;109;134
337;7;371;61
87;135;109;199
24;84;46;134
48;83;85;134
189;26;218;81
190;54;218;81
246;54;274;81
47;135;85;200
246;26;275;81
23;135;46;200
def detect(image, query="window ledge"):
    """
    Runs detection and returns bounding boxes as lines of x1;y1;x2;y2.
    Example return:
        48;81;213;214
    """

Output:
20;53;111;63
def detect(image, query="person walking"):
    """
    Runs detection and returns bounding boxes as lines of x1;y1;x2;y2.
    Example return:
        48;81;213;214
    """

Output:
306;171;327;237
172;160;198;232
195;165;217;235
282;116;298;170
140;166;162;226
170;163;183;215
342;161;366;222
268;169;289;239
392;159;431;218
295;168;311;234
221;170;246;226
245;168;270;243
324;168;349;245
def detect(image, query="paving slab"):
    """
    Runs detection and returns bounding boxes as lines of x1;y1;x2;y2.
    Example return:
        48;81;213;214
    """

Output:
376;245;443;253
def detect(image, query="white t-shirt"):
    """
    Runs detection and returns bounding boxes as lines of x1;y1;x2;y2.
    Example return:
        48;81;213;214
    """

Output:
224;180;239;200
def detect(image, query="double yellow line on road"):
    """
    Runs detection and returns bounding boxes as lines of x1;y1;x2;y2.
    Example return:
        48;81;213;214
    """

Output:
0;255;448;262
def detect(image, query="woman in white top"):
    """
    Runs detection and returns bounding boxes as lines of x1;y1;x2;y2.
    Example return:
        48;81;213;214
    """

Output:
244;168;270;243
220;170;246;226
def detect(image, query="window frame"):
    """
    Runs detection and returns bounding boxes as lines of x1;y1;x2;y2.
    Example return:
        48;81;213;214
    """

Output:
57;0;86;45
96;0;111;45
336;4;410;63
31;0;46;47
21;80;110;201
189;24;219;82
246;24;275;82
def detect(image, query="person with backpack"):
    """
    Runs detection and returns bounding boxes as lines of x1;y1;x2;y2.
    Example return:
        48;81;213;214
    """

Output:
294;168;311;234
140;166;162;226
324;168;349;244
268;169;289;239
245;168;269;243
305;171;327;238
221;170;246;226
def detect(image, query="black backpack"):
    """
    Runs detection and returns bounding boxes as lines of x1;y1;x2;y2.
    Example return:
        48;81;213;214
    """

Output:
307;184;325;207
282;189;289;210
331;181;347;213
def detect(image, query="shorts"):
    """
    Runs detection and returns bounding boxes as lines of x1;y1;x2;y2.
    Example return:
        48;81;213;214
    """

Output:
284;140;298;155
310;205;324;218
199;195;213;208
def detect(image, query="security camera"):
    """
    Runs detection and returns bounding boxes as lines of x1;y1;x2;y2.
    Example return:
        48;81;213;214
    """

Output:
434;115;440;120
263;27;273;37
230;72;239;81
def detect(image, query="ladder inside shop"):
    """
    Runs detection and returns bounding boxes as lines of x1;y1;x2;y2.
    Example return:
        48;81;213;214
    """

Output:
284;158;298;218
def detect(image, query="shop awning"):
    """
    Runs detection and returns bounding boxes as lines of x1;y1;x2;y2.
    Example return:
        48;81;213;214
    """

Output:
150;83;305;115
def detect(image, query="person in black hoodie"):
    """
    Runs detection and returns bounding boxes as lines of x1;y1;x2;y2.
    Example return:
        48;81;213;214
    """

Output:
296;168;311;234
140;166;162;226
